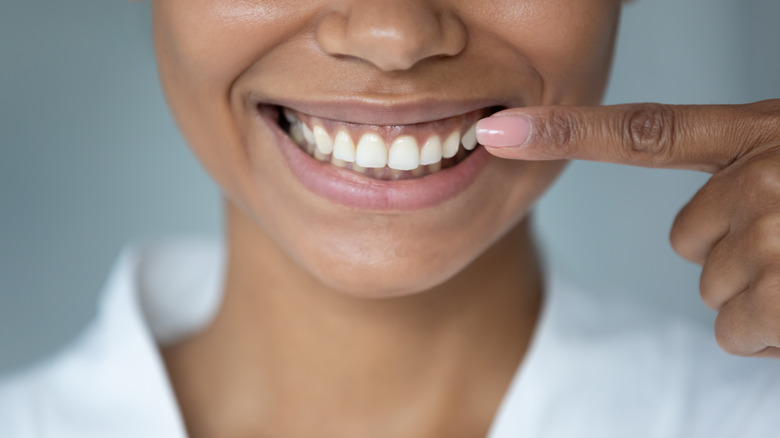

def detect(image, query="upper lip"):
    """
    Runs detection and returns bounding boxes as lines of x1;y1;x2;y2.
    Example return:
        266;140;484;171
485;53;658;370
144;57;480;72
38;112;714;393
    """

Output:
250;95;512;126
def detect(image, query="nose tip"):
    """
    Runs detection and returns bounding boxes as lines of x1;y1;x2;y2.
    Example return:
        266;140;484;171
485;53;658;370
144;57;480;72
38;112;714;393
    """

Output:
317;3;467;72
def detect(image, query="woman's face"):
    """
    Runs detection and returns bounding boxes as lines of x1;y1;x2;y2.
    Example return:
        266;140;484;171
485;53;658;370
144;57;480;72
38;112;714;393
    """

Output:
152;0;621;297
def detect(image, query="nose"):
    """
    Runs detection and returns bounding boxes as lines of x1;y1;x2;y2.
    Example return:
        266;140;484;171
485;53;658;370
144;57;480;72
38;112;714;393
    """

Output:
316;1;467;72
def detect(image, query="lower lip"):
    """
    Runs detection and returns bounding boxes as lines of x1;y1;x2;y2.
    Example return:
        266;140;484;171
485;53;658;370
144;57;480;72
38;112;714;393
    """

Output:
258;109;492;211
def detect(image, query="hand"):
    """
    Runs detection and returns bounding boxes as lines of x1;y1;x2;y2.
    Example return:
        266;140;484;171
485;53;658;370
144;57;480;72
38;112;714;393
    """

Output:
476;100;780;358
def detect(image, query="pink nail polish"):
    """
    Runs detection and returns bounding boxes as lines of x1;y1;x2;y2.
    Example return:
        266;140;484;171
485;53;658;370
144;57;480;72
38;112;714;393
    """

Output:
476;115;531;147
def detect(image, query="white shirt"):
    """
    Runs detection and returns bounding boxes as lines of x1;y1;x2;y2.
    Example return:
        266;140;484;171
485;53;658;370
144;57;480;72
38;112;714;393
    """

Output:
2;240;779;437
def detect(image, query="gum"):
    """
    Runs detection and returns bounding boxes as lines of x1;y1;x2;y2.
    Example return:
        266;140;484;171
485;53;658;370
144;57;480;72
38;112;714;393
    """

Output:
286;107;488;149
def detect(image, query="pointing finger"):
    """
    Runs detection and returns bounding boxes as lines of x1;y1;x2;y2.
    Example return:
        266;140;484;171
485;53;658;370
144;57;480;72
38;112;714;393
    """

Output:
476;100;780;173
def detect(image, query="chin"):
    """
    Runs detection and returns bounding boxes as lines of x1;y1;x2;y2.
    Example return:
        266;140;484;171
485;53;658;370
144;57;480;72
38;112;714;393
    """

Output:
313;268;458;300
301;241;477;299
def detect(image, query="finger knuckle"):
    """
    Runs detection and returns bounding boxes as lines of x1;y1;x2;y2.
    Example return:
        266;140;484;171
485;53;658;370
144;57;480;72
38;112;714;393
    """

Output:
753;271;780;307
748;213;780;256
739;159;780;196
622;104;678;163
741;280;780;347
668;216;687;255
714;312;746;356
757;113;780;145
757;212;780;234
536;108;581;155
760;320;780;349
751;99;780;115
748;100;780;147
669;230;702;264
669;202;708;264
753;309;780;349
761;332;780;351
699;263;726;310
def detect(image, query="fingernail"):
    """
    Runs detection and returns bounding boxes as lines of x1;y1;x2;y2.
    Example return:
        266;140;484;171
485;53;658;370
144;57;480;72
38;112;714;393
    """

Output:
476;115;532;147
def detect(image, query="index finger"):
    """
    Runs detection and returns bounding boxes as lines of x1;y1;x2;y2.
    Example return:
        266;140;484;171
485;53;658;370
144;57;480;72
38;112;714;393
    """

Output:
475;100;780;173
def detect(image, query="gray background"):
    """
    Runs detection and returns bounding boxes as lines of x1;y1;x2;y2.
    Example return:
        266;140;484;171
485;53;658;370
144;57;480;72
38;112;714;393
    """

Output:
1;0;779;373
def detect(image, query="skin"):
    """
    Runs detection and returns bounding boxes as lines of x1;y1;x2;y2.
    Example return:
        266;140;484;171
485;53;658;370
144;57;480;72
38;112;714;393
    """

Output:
152;0;618;297
479;100;780;358
147;0;779;436
153;0;621;436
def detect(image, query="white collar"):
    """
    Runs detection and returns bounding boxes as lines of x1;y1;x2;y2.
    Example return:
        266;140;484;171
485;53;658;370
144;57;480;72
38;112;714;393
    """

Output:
31;240;224;438
17;240;548;437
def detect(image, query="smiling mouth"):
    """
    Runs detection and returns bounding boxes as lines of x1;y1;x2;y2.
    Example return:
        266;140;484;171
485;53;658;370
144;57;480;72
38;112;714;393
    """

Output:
268;104;503;181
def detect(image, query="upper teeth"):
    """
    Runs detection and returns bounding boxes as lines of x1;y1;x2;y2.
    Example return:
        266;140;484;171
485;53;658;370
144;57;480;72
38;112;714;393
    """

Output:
388;136;420;171
284;110;479;171
313;125;333;155
332;130;355;163
420;136;443;165
462;124;478;151
442;131;460;159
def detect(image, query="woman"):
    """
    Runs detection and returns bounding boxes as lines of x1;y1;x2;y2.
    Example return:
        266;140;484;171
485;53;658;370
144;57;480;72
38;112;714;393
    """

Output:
2;0;780;436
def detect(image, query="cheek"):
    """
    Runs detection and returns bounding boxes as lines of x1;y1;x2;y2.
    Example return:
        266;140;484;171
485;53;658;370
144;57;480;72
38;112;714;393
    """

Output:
151;0;299;207
469;0;620;104
151;1;308;150
539;7;620;103
539;2;620;103
153;0;301;82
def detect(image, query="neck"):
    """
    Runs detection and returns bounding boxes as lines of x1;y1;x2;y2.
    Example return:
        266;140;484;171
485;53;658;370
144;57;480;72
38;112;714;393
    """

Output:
163;201;544;438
